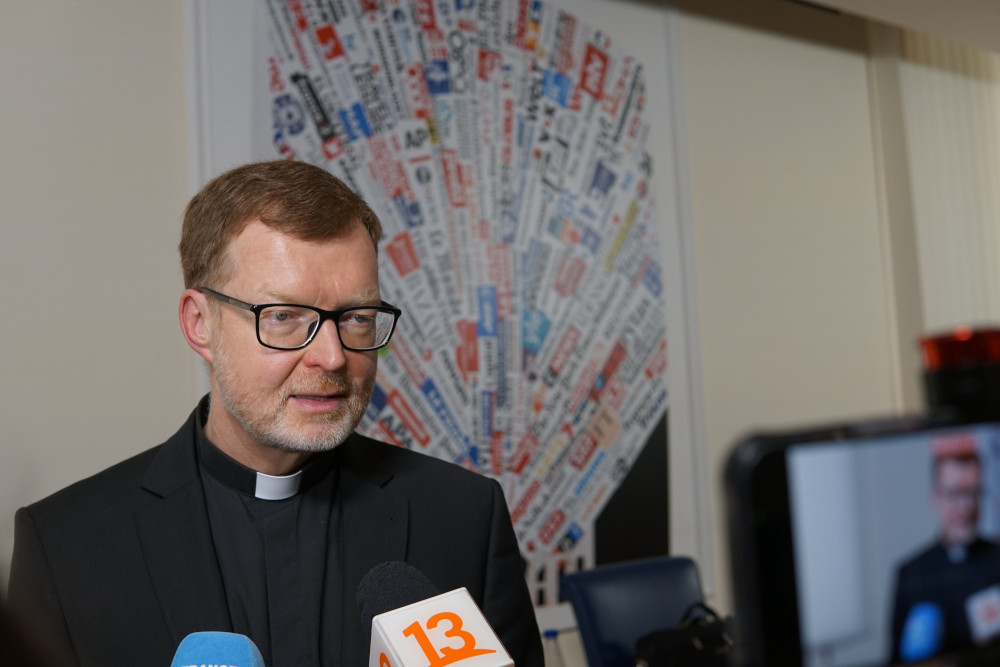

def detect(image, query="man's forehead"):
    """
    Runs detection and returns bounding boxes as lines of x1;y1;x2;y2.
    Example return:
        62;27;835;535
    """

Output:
230;217;364;244
938;458;981;482
939;456;980;469
220;221;379;298
224;219;374;262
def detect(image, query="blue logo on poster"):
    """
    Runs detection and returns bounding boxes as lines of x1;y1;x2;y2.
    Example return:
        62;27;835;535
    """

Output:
350;101;372;137
405;200;423;228
590;161;616;197
273;94;306;135
464;446;479;468
337;103;372;142
365;383;387;423
370;383;387;411
392;195;424;228
425;60;451;95
522;308;550;354
477;286;498;337
421;377;469;452
528;0;543;23
543;70;570;107
337;109;358;142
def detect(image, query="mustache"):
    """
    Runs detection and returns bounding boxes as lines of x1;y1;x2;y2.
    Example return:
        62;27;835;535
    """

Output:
285;373;355;396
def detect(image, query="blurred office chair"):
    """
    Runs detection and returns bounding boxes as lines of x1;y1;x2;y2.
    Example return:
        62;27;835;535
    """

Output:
559;555;704;667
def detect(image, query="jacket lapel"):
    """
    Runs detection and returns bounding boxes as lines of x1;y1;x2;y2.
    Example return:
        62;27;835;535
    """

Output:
333;440;410;666
135;408;232;646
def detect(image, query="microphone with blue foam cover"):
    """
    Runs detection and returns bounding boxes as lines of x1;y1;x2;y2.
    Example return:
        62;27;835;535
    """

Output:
169;631;265;667
899;602;943;663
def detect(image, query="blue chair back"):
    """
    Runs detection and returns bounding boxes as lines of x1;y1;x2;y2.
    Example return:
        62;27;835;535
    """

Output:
559;555;704;667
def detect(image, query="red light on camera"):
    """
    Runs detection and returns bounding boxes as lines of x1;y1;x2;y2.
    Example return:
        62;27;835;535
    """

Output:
920;327;1000;372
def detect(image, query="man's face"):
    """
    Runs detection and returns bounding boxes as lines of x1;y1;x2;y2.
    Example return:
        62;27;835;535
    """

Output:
207;220;379;454
933;458;982;548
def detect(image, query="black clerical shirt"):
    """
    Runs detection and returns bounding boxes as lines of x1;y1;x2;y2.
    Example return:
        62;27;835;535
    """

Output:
195;414;344;666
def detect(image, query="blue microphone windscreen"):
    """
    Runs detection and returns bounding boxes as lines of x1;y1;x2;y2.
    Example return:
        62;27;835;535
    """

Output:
169;631;265;667
900;602;944;663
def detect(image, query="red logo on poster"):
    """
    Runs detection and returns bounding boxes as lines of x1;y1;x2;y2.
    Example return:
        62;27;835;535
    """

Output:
581;44;608;99
314;24;344;60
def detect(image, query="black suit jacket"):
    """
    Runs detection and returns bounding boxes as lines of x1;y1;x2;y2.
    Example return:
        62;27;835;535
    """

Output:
890;538;1000;663
8;405;543;667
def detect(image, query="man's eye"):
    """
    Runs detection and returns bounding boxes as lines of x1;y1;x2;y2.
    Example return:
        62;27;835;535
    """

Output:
339;310;378;332
348;312;375;325
263;309;303;324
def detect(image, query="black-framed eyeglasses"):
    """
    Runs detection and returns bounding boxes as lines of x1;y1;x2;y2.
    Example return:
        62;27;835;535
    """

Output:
199;287;402;351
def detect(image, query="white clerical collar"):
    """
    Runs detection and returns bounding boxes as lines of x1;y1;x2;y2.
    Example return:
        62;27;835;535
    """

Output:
196;407;337;501
947;544;969;563
254;469;304;500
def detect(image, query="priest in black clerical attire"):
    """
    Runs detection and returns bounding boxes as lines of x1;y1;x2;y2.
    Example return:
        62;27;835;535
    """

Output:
8;161;544;667
890;439;1000;663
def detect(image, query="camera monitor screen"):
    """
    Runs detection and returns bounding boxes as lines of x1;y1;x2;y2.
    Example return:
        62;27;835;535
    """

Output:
726;418;1000;667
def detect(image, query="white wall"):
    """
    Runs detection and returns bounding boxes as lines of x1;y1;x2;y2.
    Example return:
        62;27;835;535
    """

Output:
674;0;902;612
896;32;1000;333
0;1;197;584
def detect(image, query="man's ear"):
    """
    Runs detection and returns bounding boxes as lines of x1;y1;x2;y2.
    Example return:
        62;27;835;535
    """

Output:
179;289;214;364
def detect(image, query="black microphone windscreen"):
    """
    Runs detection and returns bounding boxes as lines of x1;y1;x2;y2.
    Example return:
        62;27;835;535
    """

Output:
357;561;441;636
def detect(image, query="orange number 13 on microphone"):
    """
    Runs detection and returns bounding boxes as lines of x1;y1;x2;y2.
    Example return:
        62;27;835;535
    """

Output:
402;611;496;667
372;588;512;667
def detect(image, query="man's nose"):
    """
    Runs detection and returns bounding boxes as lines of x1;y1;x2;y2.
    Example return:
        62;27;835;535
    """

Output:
303;319;348;370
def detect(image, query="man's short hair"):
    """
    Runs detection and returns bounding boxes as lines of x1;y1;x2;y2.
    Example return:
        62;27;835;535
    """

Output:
179;160;382;289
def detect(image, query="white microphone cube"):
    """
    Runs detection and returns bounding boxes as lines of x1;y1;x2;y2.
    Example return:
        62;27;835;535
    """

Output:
369;588;514;667
967;584;1000;644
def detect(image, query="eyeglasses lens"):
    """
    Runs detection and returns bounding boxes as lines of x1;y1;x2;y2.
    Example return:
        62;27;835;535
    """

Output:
257;306;394;350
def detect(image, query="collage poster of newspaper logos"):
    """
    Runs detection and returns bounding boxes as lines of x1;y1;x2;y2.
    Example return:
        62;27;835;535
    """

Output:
262;0;668;560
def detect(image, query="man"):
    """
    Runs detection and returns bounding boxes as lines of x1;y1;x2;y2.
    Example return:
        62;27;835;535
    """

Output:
8;161;543;667
890;438;1000;663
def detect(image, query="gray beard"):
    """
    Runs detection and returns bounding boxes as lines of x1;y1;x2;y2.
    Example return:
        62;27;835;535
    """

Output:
212;350;375;454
